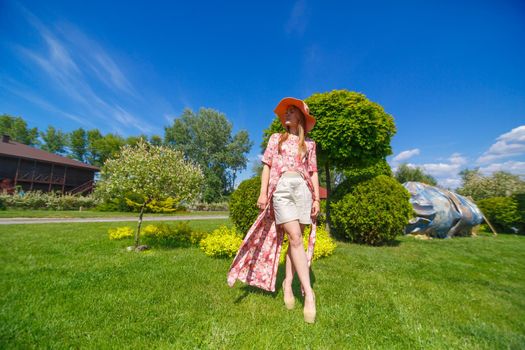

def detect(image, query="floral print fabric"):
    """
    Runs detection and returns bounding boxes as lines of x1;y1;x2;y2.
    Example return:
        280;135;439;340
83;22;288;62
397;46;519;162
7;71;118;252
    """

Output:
261;133;317;174
227;133;318;292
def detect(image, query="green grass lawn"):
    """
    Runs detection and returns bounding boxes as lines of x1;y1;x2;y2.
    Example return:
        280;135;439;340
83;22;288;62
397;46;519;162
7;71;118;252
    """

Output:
0;209;229;219
1;221;524;349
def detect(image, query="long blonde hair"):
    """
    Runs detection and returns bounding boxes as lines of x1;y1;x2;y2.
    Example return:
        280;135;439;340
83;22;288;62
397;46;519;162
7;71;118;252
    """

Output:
278;109;307;159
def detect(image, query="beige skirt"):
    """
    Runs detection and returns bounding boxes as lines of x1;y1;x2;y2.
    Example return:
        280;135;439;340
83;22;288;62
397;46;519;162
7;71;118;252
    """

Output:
272;172;313;225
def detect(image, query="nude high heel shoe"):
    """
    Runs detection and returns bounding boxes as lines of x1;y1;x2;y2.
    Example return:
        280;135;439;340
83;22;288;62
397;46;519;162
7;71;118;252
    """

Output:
282;281;295;310
303;291;316;324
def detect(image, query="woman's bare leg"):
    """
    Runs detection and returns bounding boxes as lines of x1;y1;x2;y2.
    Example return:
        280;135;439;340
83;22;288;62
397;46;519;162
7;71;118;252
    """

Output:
283;220;313;298
283;224;305;297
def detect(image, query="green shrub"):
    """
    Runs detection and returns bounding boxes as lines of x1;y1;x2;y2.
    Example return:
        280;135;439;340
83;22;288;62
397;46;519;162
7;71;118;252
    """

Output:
512;193;525;234
279;224;336;263
108;226;134;240
0;197;6;210
477;196;522;233
188;230;210;244
199;225;243;258
109;222;208;247
2;191;46;209
188;201;229;211
229;176;261;234
316;199;327;227
142;221;196;245
330;161;392;205
343;159;393;186
0;191;99;210
142;223;174;240
330;175;413;245
477;223;492;234
95;198;130;212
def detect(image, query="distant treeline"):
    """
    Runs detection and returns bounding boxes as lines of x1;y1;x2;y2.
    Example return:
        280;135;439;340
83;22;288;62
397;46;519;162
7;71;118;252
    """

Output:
0;108;252;202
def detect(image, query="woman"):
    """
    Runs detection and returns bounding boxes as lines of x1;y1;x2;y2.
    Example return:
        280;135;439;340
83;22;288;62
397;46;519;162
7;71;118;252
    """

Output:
227;97;320;323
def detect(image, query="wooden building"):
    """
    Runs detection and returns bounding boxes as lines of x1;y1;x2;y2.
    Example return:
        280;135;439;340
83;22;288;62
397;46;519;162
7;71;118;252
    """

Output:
0;134;99;194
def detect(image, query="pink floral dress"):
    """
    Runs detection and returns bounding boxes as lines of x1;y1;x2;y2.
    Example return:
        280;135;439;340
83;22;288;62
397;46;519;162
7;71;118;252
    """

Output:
227;133;318;292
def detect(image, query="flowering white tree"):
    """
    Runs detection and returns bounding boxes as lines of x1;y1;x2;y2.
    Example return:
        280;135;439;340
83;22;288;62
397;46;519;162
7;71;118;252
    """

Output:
95;139;203;250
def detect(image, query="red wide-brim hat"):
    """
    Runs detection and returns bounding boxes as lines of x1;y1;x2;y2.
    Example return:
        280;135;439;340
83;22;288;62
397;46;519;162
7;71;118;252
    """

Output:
274;97;316;133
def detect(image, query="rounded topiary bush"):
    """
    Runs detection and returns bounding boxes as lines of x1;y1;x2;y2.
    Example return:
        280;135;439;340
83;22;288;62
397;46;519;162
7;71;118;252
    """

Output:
330;175;413;245
477;196;522;233
229;176;261;234
330;160;393;205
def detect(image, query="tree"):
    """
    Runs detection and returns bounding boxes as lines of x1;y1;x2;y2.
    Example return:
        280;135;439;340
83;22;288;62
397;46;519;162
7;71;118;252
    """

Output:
252;162;264;177
40;126;67;155
125;135;148;147
477;197;522;233
164;108;252;202
0;114;39;146
394;163;437;186
149;135;163;146
457;169;525;201
224;130;252;192
262;90;397;229
86;129;126;167
69;128;88;162
95;140;203;250
491;172;525;197
306;90;396;228
97;134;126;165
86;129;103;166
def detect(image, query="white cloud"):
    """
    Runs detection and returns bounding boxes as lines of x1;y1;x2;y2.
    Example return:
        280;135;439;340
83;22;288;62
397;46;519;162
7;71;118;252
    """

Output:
418;163;461;177
440;177;462;189
449;152;467;165
478;161;525;176
410;153;467;178
14;7;154;134
394;152;468;189
114;105;152;134
1;78;95;128
57;23;138;97
392;148;420;162
285;0;309;35
477;125;525;163
389;127;525;189
163;114;176;124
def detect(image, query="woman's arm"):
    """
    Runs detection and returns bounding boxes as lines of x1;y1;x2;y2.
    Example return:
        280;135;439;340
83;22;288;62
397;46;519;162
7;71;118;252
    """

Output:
257;164;270;209
311;171;320;216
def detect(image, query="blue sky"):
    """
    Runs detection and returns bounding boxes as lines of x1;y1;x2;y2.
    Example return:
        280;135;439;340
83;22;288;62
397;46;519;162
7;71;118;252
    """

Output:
1;0;524;189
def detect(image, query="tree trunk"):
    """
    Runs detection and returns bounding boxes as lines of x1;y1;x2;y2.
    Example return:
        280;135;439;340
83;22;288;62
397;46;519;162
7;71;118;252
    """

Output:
325;161;331;233
135;202;147;248
231;171;237;193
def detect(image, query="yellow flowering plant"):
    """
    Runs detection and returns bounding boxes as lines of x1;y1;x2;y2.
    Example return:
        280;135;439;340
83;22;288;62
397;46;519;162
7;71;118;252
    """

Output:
199;226;243;258
108;226;134;240
279;224;337;263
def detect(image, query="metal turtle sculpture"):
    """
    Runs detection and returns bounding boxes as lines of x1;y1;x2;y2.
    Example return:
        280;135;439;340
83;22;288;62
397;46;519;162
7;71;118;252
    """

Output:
403;182;484;238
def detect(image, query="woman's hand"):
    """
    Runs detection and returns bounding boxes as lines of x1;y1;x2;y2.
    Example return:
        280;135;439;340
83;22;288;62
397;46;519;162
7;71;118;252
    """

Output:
311;200;320;217
257;193;268;211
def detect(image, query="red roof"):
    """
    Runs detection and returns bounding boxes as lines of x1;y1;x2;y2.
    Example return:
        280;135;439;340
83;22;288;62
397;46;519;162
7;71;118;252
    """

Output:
0;137;99;171
319;186;327;199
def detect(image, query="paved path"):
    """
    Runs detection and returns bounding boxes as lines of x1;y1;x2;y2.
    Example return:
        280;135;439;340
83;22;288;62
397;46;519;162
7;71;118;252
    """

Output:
0;215;229;225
